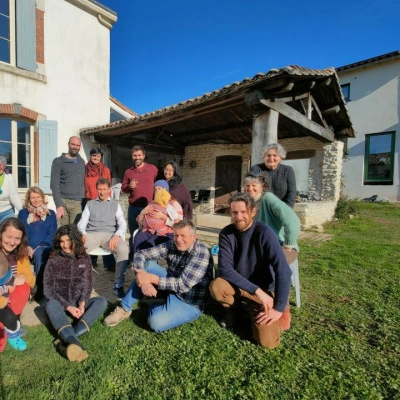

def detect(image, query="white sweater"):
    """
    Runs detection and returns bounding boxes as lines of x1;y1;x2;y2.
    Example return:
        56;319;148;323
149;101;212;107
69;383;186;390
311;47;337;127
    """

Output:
0;174;23;213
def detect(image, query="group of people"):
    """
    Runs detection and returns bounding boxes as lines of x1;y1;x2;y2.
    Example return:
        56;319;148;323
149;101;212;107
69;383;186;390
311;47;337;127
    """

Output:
0;137;300;361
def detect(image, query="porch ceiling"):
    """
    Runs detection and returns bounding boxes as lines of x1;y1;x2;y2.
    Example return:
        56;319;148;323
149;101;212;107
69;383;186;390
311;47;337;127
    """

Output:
80;65;354;155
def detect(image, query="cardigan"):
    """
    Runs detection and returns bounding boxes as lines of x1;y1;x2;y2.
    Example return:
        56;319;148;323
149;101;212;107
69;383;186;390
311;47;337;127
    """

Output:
50;153;85;208
169;180;193;220
84;163;111;201
0;256;35;309
250;163;297;208
18;208;57;249
0;174;23;213
257;192;300;252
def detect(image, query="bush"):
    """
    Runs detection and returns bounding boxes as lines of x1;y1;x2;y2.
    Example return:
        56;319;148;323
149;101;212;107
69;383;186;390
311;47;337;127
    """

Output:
335;196;360;220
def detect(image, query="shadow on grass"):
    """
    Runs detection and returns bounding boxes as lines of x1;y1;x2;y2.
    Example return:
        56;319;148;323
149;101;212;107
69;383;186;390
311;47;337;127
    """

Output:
205;298;255;343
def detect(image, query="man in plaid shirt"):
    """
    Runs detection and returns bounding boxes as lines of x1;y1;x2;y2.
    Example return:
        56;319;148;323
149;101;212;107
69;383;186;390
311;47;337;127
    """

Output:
104;220;214;332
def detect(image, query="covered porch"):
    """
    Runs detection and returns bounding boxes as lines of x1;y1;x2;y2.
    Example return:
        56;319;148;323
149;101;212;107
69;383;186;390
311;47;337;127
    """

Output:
80;65;354;228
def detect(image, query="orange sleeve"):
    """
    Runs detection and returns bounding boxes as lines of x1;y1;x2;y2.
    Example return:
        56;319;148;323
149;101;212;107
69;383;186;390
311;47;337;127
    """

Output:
17;257;36;288
0;296;7;309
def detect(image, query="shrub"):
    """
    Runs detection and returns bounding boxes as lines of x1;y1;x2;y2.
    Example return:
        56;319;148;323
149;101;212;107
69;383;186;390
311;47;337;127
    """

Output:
335;196;360;220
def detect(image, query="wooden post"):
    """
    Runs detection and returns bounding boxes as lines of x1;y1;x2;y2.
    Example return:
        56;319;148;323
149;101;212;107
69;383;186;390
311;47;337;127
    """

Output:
251;109;279;164
110;142;118;184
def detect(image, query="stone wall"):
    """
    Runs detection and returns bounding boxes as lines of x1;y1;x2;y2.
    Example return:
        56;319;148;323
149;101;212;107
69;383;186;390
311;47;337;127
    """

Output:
181;143;251;211
294;201;336;229
309;141;344;201
118;141;344;231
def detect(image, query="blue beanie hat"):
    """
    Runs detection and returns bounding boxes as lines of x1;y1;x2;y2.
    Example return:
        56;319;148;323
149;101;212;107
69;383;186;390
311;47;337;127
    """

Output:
154;180;169;192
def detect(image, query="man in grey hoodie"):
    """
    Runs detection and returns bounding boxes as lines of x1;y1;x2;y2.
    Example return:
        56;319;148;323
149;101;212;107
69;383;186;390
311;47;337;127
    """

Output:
50;136;85;226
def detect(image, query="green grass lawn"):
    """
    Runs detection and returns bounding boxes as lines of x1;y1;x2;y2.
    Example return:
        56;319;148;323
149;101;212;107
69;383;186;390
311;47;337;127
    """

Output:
1;202;399;400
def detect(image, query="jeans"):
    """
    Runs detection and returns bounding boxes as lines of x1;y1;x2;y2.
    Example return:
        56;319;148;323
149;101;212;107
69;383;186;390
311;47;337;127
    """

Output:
45;297;107;331
32;246;51;275
127;206;143;237
0;208;14;224
128;205;144;259
121;261;202;332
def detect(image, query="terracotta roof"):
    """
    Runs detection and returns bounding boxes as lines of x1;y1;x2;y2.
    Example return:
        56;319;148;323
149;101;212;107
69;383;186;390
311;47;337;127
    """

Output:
81;64;354;154
83;65;342;129
336;51;400;72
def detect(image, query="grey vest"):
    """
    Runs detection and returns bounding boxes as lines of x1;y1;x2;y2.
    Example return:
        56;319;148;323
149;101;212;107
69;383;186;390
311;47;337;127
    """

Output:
86;199;119;233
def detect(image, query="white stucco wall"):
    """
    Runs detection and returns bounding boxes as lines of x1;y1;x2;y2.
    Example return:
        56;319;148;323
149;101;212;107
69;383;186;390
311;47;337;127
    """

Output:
338;58;400;201
0;0;114;160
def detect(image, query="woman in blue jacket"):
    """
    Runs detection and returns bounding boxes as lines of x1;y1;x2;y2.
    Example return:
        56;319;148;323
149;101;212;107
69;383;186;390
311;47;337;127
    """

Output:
18;187;57;276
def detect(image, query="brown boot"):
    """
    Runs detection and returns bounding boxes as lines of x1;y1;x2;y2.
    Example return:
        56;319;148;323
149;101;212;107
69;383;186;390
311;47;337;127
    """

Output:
56;325;89;362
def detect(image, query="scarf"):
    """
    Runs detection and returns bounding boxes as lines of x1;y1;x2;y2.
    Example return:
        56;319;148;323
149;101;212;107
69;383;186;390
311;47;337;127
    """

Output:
85;161;107;178
27;202;51;224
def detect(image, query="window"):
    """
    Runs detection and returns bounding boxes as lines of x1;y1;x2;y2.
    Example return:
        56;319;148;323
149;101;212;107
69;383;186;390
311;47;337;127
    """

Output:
0;118;33;188
0;0;12;64
364;132;396;185
341;83;350;102
0;0;36;71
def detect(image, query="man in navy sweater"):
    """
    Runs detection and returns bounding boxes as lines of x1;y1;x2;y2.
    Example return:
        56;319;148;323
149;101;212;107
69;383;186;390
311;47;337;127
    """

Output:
209;193;292;349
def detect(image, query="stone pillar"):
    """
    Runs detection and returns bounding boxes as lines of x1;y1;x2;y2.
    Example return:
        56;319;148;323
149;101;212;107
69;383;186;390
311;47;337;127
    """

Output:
308;141;344;200
321;141;344;201
251;109;279;164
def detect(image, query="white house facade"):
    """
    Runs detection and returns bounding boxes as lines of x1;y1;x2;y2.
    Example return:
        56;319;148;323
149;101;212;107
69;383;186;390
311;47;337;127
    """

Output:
0;0;117;197
337;51;400;202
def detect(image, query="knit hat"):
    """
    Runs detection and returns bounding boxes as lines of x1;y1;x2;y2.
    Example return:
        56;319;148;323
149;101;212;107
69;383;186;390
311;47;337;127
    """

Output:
154;180;169;192
154;188;171;206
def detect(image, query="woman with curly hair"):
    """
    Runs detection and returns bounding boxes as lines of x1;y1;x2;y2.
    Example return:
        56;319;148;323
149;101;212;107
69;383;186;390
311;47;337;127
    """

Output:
0;218;35;352
43;224;107;362
163;160;193;220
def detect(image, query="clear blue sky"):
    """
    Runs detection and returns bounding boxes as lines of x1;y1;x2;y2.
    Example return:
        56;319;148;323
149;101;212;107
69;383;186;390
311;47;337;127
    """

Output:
99;0;399;115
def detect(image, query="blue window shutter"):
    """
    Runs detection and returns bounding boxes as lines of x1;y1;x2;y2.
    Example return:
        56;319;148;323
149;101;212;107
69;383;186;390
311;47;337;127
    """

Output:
38;121;58;193
16;0;36;72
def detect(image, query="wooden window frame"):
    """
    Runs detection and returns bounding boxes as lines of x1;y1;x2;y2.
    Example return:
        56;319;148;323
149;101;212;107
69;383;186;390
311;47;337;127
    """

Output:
0;117;34;188
364;131;396;185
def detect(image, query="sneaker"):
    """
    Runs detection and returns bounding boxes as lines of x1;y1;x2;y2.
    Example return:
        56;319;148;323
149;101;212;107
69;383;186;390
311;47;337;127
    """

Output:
113;285;125;300
104;306;132;327
7;336;27;351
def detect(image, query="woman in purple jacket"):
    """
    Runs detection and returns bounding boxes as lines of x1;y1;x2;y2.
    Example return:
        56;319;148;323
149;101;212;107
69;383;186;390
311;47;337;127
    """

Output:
43;225;107;362
163;160;193;220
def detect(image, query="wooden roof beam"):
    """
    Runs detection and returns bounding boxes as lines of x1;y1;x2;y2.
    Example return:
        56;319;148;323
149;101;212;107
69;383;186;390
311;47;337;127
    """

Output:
322;105;340;115
310;95;330;129
260;99;334;143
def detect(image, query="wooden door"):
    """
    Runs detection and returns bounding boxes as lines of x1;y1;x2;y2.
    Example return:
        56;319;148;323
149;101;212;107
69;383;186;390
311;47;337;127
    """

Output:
214;155;242;213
